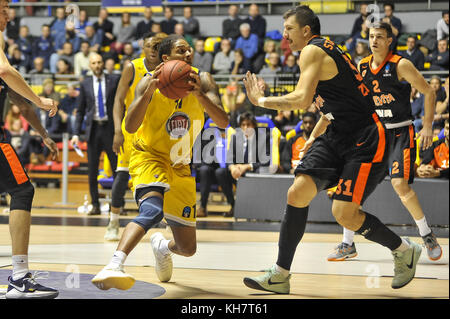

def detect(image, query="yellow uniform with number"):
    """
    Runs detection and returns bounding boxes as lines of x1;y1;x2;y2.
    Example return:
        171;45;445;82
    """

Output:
117;57;152;171
129;67;204;227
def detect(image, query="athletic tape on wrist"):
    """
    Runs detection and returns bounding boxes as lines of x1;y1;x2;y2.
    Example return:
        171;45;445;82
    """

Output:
258;97;267;107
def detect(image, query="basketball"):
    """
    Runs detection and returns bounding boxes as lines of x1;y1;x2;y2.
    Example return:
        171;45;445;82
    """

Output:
157;60;194;100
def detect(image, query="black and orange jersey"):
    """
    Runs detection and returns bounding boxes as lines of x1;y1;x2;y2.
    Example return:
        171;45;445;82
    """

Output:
359;52;412;124
309;37;376;137
421;138;449;170
0;79;8;128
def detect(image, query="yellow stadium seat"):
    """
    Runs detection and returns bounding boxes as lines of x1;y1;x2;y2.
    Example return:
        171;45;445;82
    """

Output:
424;62;431;69
204;37;221;53
302;1;350;13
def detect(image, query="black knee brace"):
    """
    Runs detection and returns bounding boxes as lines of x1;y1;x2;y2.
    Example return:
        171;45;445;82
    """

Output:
9;181;34;212
111;171;130;208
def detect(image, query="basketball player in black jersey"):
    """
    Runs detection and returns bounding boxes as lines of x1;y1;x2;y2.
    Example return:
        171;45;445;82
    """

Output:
242;6;422;293
0;0;59;298
328;22;442;262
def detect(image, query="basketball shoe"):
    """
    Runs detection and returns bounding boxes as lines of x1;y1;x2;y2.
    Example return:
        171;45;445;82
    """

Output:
5;272;59;299
150;232;173;282
422;231;442;261
327;242;358;261
104;220;120;241
243;265;290;294
391;238;422;289
91;265;135;290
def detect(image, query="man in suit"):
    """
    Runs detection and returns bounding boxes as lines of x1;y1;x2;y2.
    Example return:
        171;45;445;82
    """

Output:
71;53;120;215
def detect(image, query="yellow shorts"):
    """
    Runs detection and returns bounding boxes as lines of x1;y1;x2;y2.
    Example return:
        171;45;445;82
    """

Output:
129;148;197;227
117;128;133;172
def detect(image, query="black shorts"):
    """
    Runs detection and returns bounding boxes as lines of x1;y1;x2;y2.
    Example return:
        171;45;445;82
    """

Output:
386;125;416;184
294;119;389;205
0;138;30;193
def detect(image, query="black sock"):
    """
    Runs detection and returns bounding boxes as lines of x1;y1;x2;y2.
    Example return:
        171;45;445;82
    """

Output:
276;205;309;271
356;212;402;251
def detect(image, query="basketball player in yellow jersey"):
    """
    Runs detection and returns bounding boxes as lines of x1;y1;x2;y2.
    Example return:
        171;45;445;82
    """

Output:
92;35;229;290
104;32;167;241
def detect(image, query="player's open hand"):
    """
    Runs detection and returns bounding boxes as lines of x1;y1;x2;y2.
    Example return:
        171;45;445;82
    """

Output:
418;125;433;150
38;97;58;117
243;71;264;107
112;131;124;155
187;72;202;96
43;136;59;161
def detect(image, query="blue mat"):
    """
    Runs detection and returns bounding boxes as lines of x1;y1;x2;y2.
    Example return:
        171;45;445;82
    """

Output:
0;269;165;299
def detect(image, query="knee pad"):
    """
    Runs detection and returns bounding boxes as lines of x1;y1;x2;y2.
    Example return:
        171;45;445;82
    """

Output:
132;196;164;233
111;171;130;208
9;181;34;212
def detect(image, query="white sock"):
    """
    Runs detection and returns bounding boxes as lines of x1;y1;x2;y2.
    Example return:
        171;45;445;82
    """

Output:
395;238;411;252
415;217;432;237
107;251;127;269
275;264;290;278
342;228;355;245
12;255;29;281
159;239;172;256
110;212;119;222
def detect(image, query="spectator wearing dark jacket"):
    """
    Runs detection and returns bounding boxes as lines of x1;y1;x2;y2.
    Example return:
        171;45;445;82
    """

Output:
161;6;178;35
182;7;200;38
93;8;115;46
427;39;449;70
222;4;243;42
136;7;154;40
32;24;54;69
244;4;266;40
399;36;425;70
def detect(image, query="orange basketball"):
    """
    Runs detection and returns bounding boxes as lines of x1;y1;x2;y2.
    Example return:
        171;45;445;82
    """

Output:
157;60;194;100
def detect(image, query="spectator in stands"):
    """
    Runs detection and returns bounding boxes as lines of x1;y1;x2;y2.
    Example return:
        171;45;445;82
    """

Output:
50;41;75;74
136;7;154;40
414;76;447;132
222;80;247;127
352;40;370;65
182;6;200;38
426;39;449;70
280;37;292;66
6;7;20;45
193;39;213;73
74;40;93;77
281;53;300;74
222;4;243;43
273;110;300;137
213;38;235;75
94;8;115;47
417;119;449;179
244;3;266;40
8;44;28;74
435;76;449;125
76;9;93;39
104;58;120;75
54;23;82;58
4;104;29;132
55;59;74;81
29;56;51;86
281;112;317;174
174;23;194;48
39;78;61;104
9;118;31;166
347;19;369;53
50;7;66;40
151;22;162;34
161;6;178;35
382;2;402;51
32;24;54;70
110;13;136;54
347;2;368;48
258;52;282;80
59;83;79;134
217;112;278;217
16;26;33;71
84;25;102;53
436;10;449;41
399;35;425;70
36;79;62;139
230;48;251;75
234;23;259;69
263;40;278;61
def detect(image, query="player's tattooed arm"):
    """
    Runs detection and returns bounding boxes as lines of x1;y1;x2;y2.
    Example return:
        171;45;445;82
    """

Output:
125;63;162;133
244;45;321;111
397;58;435;150
189;71;229;129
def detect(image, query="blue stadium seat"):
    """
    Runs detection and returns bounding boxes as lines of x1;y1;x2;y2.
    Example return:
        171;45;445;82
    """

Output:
438;128;445;140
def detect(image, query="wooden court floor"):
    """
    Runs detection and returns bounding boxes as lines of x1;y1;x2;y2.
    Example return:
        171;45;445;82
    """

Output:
0;187;448;299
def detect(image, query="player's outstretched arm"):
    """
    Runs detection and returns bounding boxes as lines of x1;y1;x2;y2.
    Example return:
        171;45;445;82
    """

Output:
112;61;134;154
189;71;229;129
243;45;321;111
125;63;162;134
0;32;57;115
397;58;435;150
8;89;59;160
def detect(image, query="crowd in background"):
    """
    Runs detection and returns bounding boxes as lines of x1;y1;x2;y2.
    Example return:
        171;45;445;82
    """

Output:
1;3;448;214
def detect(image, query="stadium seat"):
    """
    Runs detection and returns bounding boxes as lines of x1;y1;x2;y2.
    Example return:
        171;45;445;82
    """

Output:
204;37;222;53
285;120;303;141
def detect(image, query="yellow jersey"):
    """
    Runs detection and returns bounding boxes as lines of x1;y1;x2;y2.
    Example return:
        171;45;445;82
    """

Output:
124;57;152;111
133;67;205;166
